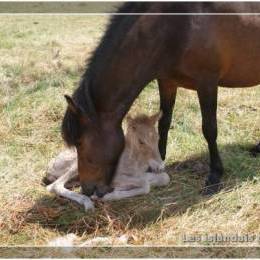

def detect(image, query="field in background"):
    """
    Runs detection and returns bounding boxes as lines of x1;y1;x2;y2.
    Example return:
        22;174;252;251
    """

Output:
0;16;259;257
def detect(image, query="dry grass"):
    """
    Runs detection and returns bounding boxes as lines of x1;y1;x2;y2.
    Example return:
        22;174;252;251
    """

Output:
0;15;259;257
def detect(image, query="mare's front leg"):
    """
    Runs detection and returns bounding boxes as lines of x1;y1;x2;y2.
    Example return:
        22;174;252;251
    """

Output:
158;79;177;160
47;164;94;211
197;79;224;195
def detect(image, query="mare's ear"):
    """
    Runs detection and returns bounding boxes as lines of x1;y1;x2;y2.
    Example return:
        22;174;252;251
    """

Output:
64;95;79;115
64;95;90;125
150;110;163;125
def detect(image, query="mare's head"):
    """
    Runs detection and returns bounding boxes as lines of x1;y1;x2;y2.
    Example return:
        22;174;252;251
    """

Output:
126;112;163;169
62;95;124;197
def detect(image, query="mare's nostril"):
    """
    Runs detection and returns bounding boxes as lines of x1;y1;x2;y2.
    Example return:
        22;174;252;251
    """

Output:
81;182;96;196
96;185;114;198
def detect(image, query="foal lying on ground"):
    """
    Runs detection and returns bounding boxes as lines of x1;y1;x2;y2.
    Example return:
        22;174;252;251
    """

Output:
45;112;170;211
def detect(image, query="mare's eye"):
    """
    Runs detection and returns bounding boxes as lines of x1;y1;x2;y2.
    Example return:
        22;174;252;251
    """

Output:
75;140;81;147
87;158;93;164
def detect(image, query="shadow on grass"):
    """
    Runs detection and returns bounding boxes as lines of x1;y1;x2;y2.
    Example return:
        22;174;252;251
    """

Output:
24;143;259;237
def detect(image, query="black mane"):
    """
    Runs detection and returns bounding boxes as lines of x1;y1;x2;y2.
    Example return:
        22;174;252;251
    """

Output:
62;2;151;146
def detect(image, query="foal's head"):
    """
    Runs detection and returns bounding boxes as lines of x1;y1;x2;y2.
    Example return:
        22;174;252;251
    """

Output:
126;112;163;167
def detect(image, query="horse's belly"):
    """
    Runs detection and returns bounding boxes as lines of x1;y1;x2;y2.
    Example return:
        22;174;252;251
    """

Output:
219;64;260;88
217;17;260;87
219;74;260;88
178;15;260;89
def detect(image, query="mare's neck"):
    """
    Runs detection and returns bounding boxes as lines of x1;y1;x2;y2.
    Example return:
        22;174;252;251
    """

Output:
84;15;163;123
88;62;153;125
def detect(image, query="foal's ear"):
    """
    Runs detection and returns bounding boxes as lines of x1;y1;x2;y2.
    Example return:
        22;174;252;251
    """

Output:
64;95;90;124
126;115;136;130
126;114;134;124
150;110;163;125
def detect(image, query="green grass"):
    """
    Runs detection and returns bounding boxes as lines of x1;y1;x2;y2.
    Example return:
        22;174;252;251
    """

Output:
0;15;259;257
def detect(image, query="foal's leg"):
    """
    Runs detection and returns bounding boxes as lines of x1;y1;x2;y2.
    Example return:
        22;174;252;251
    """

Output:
100;183;150;201
158;79;178;160
100;173;170;201
197;80;224;195
146;172;170;187
46;164;94;211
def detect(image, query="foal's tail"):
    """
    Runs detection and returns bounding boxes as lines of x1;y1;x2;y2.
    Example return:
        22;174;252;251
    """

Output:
41;176;53;186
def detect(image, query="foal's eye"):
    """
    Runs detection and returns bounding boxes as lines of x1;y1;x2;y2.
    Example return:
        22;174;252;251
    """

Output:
138;139;145;145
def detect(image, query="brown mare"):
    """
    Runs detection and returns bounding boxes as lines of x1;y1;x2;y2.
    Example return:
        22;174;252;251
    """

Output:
62;2;260;197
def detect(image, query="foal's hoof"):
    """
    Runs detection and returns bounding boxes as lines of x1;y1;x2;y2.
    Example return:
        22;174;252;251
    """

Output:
250;143;260;157
83;201;95;212
46;183;55;193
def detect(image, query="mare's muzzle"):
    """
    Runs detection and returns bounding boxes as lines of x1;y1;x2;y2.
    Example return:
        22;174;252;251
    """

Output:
81;182;114;197
81;182;96;196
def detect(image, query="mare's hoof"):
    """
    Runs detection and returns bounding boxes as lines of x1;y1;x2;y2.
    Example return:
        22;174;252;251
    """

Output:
201;184;222;196
81;182;96;196
250;143;260;157
201;178;223;196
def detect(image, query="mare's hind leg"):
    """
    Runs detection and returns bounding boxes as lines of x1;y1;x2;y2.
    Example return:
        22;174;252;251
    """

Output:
47;163;94;211
197;79;224;195
158;79;177;160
